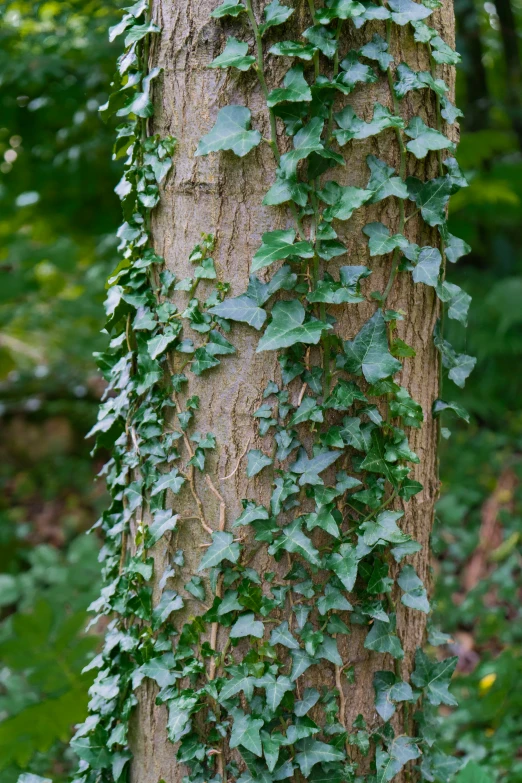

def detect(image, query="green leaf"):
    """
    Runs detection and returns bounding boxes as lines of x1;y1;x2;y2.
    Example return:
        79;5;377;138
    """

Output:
391;539;422;562
247;449;273;477
269;40;317;60
268;518;321;565
376;736;421;782
324;543;359;591
334;103;403;146
167;692;199;743
303;25;337;58
294;688;320;716
208;295;267;330
341;310;402;384
335;51;377;93
295;739;345;777
219;665;256;701
270;620;300;649
199;531;241;570
365;155;408;203
436;281;471;324
257;300;330;353
290;447;342;486
412;176;452;226
411;648;458;705
152;590;184;629
151;468;185;496
361;510;409;546
267;66;312;107
432;398;470;423
405;117;454;158
433;322;476;387
394;63;447;99
211;0;246;18
259;0;294;35
323;184;372;221
364;614;404;659
316;0;365;21
230;708;264;756
407;245;442;287
208;36;255;70
230;612;265;639
389;386;424;427
388;0;432;25
255;673;294;710
195;105;261;157
191;346;221;375
363;222;408;257
360;34;394;70
398;565;430;613
373;670;414;721
307;265;369;304
252;229;313;272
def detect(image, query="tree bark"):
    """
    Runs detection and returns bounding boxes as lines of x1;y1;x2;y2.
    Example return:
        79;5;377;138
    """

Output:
129;1;455;780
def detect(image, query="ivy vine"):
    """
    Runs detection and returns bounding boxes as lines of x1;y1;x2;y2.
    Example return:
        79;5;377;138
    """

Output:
70;1;474;782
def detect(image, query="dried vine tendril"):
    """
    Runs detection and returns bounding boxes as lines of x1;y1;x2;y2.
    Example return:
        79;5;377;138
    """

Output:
70;1;474;782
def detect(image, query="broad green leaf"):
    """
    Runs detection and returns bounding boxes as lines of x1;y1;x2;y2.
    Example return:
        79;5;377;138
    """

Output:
199;531;241;570
290;447;342;486
391;539;422;562
269;40;317;60
433;322;476;387
166;692;199;742
208;37;255;70
230;708;264;756
294;688;320;717
360;34;394;70
411;648;458;705
398;565;430;612
208;295;267;330
365;155;408;203
324;543;359;591
211;0;246;18
290;648;316;680
270;620;300;649
388;0;432;25
295;739;345;777
363;222;408;256
412;176;452;225
364;614;404;659
152;590;184;629
315;0;365;21
257;300;330;353
191;346;220;375
151;468;185;496
335;51;377;93
334;103;403;145
394;63;447;99
307;265;369;304
147;325;180;359
405;117;455;158
259;0;294;35
247;449;273;477
230;613;265;639
219;665;256;701
436;281;471;324
432;398;470;422
255;673;294;711
195;105;261;157
375;736;421;782
406;245;442;287
323;185;372;221
360;510;409;546
268;518;321;565
373;670;414;721
252;229;313;272
341;310;402;383
146;510;179;546
303;25;337;59
267;66;312;107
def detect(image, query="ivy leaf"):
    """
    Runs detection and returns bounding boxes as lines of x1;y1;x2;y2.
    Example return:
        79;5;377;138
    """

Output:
230;613;265;639
373;671;414;721
259;0;294;35
290;447;342;486
294;688;320;716
391;539;422;562
208;295;267;330
219;665;256;702
307;266;369;304
432;398;470;423
364;613;404;659
375;736;421;782
409;246;442;287
394;63;447;99
436;281;471;324
255;673;294;711
247;449;273;477
303;25;337;58
388;0;432;25
412;176;452;226
334;103;403;146
208;37;255;70
363;222;409;257
433;322;476;387
267;66;312;107
151;468;186;496
405;117;454;158
146;510;179;547
257;300;331;353
365;155;408;203
398;565;430;613
230;708;264;756
295;738;345;777
199;531;241;570
191;346;220;375
360;34;394;70
167;693;199;743
252;229;313;272
147;326;180;359
269;40;317;60
211;0;246;17
195;105;261;157
441;227;471;263
323;185;372;221
353;1;391;27
341;310;402;384
315;0;365;21
411;648;458;705
335;51;377;93
360;510;409;546
324;543;359;591
290;648;316;680
270;621;300;649
268;518;321;565
152;590;184;629
389;386;424;427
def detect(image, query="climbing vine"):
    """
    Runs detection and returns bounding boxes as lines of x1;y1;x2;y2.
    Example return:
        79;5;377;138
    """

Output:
70;1;474;782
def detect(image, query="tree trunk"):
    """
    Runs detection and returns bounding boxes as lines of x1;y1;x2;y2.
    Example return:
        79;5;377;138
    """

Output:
129;1;455;780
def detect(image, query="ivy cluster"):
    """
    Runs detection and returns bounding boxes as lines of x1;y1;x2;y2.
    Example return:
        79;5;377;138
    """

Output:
71;1;474;782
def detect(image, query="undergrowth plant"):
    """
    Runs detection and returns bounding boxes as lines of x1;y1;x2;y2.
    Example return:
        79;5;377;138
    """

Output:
68;0;475;781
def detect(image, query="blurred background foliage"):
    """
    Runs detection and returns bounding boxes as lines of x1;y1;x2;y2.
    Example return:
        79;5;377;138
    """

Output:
0;0;520;781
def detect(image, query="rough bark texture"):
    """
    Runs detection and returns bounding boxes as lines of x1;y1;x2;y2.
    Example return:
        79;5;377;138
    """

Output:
129;1;455;780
